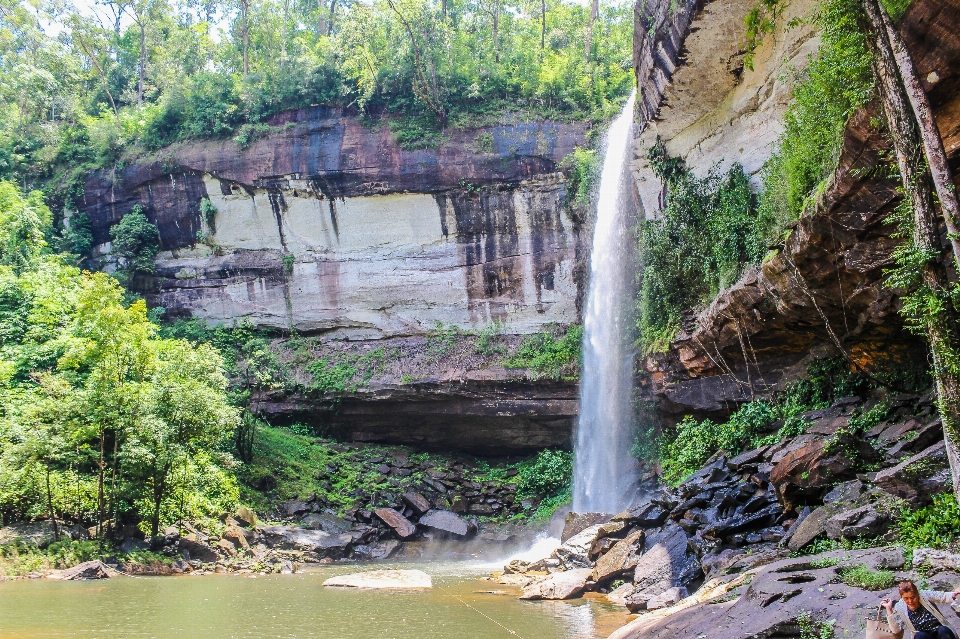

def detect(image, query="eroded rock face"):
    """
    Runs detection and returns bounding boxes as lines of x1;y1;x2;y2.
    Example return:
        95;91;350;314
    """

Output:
79;112;588;339
630;0;960;420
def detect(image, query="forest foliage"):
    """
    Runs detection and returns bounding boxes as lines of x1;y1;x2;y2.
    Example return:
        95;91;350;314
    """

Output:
0;180;239;538
1;0;633;205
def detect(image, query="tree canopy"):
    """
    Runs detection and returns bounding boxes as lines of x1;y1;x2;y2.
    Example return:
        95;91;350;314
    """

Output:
1;0;634;203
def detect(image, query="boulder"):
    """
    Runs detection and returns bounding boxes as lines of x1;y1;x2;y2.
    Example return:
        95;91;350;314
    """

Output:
215;538;237;556
374;508;417;539
53;560;115;580
418;510;473;538
235;506;258;527
727;446;768;470
770;436;876;504
554;524;605;568
886;420;943;458
323;569;432;589
520;568;594;600
606;582;636;606
221;523;251;549
824;505;889;540
0;521;89;548
402;491;432;515
592;530;645;582
279;500;311;517
301;512;352;533
823;480;865;504
258;525;353;556
632;525;701;594
561;512;611;542
786;503;844;552
119;538;149;553
179;537;220;562
646;586;688;610
874;442;951;504
913;548;960;572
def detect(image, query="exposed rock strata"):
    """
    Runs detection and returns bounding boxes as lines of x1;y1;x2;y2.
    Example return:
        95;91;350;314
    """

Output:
633;0;960;418
79;113;588;338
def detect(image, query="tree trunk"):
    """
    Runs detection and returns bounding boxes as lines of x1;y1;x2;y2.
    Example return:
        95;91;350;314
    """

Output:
584;0;599;63
541;0;546;51
138;23;146;106
241;0;250;74
280;0;289;69
386;0;447;126
862;0;960;502
151;466;168;541
76;38;121;125
95;426;106;539
328;0;337;36
492;0;500;63
877;4;960;268
45;464;59;542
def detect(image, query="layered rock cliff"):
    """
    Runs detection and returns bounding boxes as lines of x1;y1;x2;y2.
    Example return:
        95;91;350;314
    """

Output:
79;110;588;338
632;0;960;418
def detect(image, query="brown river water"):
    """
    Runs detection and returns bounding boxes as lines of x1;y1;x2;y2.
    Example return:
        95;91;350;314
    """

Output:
0;561;630;639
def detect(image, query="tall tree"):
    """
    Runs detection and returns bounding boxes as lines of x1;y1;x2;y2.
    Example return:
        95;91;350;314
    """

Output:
860;0;960;503
583;0;598;62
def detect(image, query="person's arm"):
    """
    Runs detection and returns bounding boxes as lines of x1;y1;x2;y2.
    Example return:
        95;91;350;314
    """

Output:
882;598;903;632
922;590;959;604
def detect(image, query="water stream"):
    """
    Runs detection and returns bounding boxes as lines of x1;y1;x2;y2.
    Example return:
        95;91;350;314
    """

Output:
573;90;639;514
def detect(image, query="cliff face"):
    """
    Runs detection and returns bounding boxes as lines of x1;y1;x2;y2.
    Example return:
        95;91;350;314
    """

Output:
634;0;960;417
79;109;589;338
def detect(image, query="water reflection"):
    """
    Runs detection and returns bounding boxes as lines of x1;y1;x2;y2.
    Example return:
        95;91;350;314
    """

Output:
0;561;628;639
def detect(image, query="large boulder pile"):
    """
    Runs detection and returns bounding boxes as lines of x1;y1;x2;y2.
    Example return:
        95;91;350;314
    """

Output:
501;391;954;614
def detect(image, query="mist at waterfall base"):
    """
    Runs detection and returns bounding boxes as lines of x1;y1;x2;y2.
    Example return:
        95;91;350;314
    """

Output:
573;89;640;515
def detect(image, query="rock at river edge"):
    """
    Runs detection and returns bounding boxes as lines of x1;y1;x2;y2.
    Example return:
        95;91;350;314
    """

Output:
323;569;432;589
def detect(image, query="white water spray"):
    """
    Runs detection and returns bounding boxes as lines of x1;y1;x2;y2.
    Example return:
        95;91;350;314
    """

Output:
572;90;639;514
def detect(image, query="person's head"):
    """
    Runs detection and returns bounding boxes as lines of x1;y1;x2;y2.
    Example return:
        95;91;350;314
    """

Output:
899;581;921;610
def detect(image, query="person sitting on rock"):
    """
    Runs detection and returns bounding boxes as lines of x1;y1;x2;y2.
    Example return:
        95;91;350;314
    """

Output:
881;580;960;639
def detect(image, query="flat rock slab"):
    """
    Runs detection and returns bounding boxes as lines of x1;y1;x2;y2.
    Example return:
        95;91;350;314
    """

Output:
419;510;471;537
374;508;417;539
323;569;432;589
49;560;116;580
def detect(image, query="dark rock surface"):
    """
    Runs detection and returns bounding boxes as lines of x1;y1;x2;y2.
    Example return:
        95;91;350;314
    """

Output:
418;510;473;538
56;560;115;581
373;509;417;539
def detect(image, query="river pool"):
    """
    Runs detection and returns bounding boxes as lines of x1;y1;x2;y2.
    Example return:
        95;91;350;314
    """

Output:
0;562;630;639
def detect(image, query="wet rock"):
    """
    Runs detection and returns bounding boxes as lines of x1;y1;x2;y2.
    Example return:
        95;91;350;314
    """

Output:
52;560;115;581
373;508;418;539
874;441;951;504
701;504;781;541
632;525;701;594
324;569;432;589
555;524;605;568
646;586;688;610
402;491;432;515
612;503;668;528
418;510;473;538
727;446;769;470
824;505;889;540
562;512;611;542
520;568;594;600
886;420;943;458
467;503;494;515
259;525;353;556
593;530;645;582
770;436;877;504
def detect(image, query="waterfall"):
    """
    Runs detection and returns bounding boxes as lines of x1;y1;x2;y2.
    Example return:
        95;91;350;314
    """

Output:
572;89;639;514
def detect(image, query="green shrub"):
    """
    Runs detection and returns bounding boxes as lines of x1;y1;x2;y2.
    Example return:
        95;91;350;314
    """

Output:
757;0;874;227
110;207;160;281
503;325;583;380
562;147;600;209
898;492;960;549
797;611;836;639
637;142;765;353
836;563;895;590
516;449;572;499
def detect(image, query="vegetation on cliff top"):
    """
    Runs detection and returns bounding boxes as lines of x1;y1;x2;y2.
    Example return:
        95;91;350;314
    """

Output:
2;0;633;207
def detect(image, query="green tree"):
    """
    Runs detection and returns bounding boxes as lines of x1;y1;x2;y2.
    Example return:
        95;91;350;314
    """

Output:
110;207;160;284
0;181;51;274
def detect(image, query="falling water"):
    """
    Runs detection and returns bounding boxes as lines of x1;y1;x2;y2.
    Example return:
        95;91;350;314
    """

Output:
572;89;639;514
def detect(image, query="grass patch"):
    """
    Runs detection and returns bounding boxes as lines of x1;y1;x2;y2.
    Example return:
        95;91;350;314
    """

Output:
503;325;582;380
0;539;103;577
836;564;895;590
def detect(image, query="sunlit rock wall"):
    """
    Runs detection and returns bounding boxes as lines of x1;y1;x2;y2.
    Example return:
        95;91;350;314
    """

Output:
79;108;589;338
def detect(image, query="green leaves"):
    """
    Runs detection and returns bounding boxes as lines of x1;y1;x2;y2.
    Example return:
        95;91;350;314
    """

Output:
637;149;764;354
0;181;51;274
109;208;160;281
898;492;960;549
